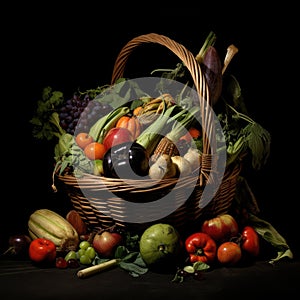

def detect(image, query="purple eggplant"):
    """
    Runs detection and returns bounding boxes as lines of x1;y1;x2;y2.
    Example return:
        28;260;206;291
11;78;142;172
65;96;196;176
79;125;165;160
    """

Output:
201;46;223;106
102;141;150;179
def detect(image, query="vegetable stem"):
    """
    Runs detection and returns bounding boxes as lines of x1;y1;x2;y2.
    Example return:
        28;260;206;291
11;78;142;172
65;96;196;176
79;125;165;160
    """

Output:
195;31;217;64
77;258;121;278
150;68;174;75
165;106;200;143
222;44;239;75
227;103;255;124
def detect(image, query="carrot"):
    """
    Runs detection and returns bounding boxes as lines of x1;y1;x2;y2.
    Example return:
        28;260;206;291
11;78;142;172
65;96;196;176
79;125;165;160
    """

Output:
179;127;201;143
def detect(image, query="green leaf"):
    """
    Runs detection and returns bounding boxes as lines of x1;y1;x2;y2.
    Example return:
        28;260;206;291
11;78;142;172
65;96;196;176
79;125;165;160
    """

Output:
119;261;148;277
121;251;139;262
193;261;210;271
114;245;129;259
243;123;271;170
114;246;148;277
30;87;65;141
248;213;294;264
92;256;110;266
94;78;150;109
132;254;148;268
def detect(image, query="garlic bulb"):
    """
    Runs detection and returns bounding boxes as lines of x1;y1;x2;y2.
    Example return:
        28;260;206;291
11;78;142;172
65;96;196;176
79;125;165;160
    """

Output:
149;154;177;179
183;147;201;172
171;155;192;177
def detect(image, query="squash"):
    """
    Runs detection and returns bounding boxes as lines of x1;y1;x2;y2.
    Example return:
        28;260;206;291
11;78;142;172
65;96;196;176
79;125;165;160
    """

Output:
139;223;182;269
116;115;142;139
28;208;80;252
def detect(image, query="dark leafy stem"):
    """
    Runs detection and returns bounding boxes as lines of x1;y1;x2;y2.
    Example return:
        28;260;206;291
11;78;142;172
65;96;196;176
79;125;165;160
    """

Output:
30;87;65;141
223;103;271;170
226;103;255;124
49;112;66;138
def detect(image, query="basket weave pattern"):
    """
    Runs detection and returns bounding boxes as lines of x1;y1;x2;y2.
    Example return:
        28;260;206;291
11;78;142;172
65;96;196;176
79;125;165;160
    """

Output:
57;33;243;234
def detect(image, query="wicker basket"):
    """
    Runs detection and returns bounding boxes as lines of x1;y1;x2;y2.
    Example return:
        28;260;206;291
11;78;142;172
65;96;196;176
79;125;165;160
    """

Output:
57;33;244;235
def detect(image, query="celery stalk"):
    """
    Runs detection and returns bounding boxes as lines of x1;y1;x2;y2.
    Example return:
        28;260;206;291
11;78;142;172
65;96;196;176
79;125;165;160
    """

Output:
165;106;200;143
136;101;182;154
89;106;130;143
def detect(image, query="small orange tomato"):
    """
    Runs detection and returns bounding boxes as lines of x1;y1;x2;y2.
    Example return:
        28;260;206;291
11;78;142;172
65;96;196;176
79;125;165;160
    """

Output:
75;133;94;149
84;142;106;160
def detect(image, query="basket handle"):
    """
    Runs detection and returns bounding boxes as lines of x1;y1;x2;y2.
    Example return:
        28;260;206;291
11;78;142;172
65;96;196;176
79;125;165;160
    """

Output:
111;33;217;184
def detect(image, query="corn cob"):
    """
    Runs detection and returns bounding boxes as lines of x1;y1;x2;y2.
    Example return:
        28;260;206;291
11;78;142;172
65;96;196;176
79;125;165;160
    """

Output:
150;136;179;163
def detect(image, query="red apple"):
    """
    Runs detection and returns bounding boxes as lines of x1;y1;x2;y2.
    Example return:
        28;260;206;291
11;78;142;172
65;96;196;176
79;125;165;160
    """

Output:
103;127;134;151
201;214;239;243
92;231;123;258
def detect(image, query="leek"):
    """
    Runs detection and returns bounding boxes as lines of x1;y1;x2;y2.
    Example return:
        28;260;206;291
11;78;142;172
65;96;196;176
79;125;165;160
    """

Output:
135;101;182;154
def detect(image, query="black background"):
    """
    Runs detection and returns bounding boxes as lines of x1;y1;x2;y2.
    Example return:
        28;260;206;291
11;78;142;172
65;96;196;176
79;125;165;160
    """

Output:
2;2;299;255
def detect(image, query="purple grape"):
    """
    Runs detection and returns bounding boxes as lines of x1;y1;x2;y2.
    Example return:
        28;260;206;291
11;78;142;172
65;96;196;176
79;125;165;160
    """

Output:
58;92;113;135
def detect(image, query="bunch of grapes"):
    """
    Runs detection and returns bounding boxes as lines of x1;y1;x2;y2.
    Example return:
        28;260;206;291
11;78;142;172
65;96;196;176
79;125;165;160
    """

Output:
58;92;113;136
56;240;97;269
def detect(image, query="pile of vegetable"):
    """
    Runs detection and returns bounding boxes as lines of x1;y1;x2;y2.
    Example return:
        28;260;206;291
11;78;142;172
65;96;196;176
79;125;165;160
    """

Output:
1;208;293;282
27;31;294;277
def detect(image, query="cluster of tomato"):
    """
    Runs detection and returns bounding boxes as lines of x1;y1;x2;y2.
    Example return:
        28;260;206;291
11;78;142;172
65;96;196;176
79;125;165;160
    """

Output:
76;127;134;160
184;214;260;266
75;118;202;162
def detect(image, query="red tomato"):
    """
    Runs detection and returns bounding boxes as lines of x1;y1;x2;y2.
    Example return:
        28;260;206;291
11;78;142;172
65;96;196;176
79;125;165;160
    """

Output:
84;142;106;160
103;127;134;151
55;257;68;269
185;232;217;264
29;238;56;263
75;132;94;149
241;226;260;257
201;214;239;243
217;241;242;266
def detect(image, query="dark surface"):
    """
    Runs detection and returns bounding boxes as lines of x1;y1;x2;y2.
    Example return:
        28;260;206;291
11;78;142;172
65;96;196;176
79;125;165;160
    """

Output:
2;3;299;298
1;257;299;299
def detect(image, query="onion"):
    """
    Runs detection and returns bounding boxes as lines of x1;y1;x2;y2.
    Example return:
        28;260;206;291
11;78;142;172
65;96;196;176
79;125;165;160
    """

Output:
171;155;192;177
149;154;177;179
183;148;201;172
2;234;32;258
